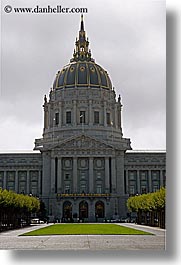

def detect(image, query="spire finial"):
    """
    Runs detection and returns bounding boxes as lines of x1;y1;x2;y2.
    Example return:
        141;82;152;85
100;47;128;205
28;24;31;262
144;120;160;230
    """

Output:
81;14;84;31
70;15;95;63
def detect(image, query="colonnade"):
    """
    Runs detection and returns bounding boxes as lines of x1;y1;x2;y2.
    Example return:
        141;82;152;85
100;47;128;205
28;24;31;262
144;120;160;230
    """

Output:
50;156;117;194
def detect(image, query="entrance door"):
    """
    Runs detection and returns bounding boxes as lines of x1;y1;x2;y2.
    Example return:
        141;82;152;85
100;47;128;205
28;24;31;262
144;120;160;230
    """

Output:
95;201;104;218
63;201;72;221
79;201;88;219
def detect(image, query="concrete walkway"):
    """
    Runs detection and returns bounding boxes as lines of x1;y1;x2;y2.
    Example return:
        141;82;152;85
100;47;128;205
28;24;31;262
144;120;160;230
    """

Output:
0;223;166;250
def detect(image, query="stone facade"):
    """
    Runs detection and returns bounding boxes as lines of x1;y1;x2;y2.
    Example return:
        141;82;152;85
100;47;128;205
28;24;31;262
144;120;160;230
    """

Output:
0;16;166;222
0;153;42;195
0;150;166;221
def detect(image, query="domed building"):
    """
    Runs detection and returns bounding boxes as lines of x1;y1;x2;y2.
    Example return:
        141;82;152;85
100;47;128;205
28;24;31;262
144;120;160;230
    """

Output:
0;15;166;223
33;15;132;221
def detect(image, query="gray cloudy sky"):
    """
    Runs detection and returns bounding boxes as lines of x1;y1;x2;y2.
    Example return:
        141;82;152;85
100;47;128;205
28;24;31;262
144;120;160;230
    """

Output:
0;0;166;151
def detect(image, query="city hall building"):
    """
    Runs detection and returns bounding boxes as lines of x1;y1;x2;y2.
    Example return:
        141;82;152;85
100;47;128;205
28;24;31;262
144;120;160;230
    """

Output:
0;16;166;222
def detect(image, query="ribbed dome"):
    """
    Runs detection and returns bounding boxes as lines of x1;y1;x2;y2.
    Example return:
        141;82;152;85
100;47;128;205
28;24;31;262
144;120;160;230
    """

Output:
53;15;113;91
53;61;112;90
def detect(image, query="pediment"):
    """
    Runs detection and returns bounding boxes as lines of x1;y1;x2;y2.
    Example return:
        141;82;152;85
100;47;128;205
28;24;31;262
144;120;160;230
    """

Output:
53;134;114;151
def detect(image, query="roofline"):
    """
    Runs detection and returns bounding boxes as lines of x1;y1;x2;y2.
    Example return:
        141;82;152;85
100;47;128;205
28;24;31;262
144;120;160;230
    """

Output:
0;150;40;154
126;150;166;153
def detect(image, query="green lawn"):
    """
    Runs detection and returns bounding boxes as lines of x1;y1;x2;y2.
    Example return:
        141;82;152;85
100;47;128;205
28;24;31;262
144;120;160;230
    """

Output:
21;224;153;236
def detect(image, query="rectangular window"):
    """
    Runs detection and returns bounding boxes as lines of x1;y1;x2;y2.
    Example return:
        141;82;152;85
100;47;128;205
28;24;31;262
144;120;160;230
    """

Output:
106;113;111;125
65;185;70;193
80;111;86;124
94;111;99;124
19;182;27;194
55;112;59;125
128;171;137;195
97;172;101;179
66;111;71;124
30;171;38;196
141;186;147;194
151;171;160;191
129;186;135;195
128;171;136;180
80;184;86;193
96;184;102;194
7;171;15;191
151;170;160;180
153;185;159;192
18;171;27;194
65;174;70;180
80;172;86;180
140;172;146;180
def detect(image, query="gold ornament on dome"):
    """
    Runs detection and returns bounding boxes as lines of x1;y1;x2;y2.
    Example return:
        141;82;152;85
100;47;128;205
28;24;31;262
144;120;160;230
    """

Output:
90;67;95;72
70;66;75;72
80;66;85;72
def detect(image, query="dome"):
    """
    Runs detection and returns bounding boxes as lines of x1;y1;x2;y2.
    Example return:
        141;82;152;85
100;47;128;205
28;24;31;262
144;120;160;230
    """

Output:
53;15;112;90
53;61;112;90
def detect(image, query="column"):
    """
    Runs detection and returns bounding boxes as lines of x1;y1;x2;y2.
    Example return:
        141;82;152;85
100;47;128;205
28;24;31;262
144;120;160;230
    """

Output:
111;157;116;193
42;153;51;197
73;157;77;193
89;100;93;125
115;155;125;194
105;157;110;193
51;158;55;193
15;170;18;193
73;100;77;126
27;170;30;194
3;171;7;189
38;170;41;196
148;170;152;192
89;157;94;193
137;170;140;194
57;158;62;193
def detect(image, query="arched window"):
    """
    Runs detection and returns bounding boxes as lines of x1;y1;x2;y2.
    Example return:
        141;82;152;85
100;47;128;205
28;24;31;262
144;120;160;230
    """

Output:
95;201;104;218
79;201;88;219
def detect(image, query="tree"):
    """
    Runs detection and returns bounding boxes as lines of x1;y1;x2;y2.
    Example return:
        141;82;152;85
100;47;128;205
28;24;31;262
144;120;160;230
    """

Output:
0;188;40;232
127;187;166;228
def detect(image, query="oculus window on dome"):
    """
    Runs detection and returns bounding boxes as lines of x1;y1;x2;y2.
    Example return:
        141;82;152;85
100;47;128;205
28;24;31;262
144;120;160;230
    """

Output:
53;15;113;90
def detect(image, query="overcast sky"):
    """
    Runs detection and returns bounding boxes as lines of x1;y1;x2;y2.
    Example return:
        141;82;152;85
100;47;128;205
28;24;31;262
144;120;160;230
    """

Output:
0;0;166;151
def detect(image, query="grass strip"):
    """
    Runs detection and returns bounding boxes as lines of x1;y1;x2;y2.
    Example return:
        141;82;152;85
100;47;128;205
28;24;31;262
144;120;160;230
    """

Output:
21;224;153;236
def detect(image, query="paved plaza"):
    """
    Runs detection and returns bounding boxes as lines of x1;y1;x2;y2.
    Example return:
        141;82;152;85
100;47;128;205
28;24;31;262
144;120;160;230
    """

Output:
0;223;166;250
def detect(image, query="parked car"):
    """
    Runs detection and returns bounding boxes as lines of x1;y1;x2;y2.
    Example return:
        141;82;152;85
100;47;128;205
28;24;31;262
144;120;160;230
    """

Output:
120;217;129;223
31;218;44;224
110;219;121;223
